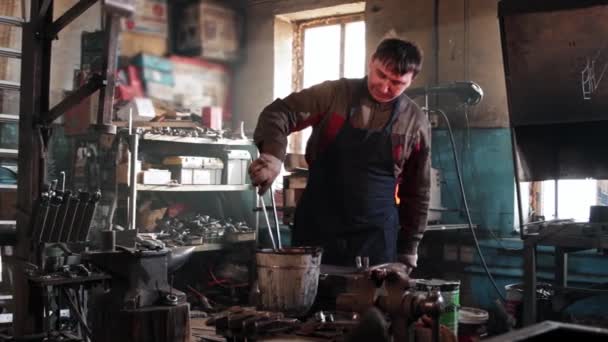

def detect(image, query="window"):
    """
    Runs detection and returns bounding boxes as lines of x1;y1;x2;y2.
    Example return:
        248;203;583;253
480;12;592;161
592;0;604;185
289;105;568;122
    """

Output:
290;14;365;153
296;14;365;89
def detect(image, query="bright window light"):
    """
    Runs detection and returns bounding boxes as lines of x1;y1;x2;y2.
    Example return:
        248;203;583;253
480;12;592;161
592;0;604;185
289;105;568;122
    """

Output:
303;24;341;88
344;21;366;78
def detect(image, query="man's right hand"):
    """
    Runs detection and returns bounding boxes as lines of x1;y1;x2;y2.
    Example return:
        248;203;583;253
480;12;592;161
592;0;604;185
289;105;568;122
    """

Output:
249;153;282;195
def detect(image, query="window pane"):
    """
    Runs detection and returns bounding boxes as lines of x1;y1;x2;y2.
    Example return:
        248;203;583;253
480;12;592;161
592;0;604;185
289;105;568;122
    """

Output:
303;25;341;88
542;179;598;222
344;21;365;79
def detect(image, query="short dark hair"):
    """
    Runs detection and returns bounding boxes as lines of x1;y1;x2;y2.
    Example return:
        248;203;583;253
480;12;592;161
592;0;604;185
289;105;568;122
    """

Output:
372;39;423;77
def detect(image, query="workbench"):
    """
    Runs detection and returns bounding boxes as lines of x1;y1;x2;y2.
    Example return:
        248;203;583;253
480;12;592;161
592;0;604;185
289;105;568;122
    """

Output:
522;221;608;326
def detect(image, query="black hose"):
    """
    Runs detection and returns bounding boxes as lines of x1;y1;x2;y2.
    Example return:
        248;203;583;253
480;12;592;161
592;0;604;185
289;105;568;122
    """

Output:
433;108;506;303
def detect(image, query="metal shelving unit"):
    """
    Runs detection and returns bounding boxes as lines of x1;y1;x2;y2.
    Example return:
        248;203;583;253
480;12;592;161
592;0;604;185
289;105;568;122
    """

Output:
137;184;252;192
142;133;252;146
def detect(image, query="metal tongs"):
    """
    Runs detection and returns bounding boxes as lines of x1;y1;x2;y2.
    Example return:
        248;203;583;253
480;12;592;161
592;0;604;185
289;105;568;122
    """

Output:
259;184;282;251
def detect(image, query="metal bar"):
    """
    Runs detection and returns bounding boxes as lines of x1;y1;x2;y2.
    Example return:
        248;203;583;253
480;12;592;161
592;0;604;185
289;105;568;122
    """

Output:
0;148;18;158
60;288;92;340
522;239;537;326
498;0;608;17
78;190;100;241
270;185;281;249
15;0;50;336
0;184;17;191
0;16;24;27
105;0;136;16
48;0;98;38
0;114;19;122
38;0;52;19
0;80;20;91
0;47;21;59
40;75;103;125
95;14;120;128
69;192;90;242
555;247;568;288
128;132;138;230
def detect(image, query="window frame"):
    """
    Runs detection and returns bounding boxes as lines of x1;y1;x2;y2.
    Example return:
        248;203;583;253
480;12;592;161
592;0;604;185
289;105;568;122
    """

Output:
293;13;365;92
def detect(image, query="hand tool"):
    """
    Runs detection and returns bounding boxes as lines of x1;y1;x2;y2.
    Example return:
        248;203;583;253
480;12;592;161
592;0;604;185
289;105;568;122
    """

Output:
40;191;63;242
59;193;80;242
69;191;90;242
78;190;101;241
49;190;71;242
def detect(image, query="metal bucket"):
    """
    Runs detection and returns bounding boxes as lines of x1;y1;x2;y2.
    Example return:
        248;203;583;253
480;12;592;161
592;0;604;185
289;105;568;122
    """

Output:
255;247;323;316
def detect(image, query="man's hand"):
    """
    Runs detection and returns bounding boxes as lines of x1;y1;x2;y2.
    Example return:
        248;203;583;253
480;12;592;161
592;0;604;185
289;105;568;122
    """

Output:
249;153;282;195
397;254;417;275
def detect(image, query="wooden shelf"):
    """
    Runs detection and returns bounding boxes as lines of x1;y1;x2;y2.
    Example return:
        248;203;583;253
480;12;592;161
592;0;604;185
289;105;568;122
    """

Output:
137;184;252;192
141;133;252;146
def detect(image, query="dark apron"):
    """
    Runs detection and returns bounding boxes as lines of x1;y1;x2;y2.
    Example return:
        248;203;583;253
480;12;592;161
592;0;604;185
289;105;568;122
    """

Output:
293;95;401;266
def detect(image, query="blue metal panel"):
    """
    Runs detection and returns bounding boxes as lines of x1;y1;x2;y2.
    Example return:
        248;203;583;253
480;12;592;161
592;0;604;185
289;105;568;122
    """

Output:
432;128;514;235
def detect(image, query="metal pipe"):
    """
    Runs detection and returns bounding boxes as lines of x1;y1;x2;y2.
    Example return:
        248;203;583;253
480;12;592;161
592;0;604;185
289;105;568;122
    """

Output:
128;110;138;231
510;128;525;240
259;194;277;251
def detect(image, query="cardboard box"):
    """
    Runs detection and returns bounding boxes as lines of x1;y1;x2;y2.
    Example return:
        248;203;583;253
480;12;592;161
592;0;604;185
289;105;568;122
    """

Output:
193;169;222;185
119;31;167;58
133;53;174;102
225;150;250;185
122;0;167;36
201;106;222;130
139;169;171;185
174;2;240;62
170;56;231;121
163;156;205;168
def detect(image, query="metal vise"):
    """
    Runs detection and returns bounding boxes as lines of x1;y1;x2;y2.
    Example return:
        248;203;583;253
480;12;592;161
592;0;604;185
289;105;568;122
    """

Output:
330;263;445;342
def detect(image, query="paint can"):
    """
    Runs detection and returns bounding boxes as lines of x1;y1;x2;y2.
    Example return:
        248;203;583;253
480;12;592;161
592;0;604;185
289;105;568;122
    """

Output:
416;279;461;337
458;307;488;342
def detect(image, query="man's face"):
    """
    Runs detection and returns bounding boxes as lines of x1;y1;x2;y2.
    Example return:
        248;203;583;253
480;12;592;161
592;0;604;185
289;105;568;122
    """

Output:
367;58;415;103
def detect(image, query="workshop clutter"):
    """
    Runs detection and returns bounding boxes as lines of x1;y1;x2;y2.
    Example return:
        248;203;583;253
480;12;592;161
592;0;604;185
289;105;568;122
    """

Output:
164;156;224;185
114;54;232;124
145;212;255;246
127;147;251;186
172;1;241;62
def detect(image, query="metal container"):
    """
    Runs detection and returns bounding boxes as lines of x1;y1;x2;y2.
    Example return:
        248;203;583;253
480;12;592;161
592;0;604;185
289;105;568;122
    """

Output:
416;279;461;338
255;247;323;316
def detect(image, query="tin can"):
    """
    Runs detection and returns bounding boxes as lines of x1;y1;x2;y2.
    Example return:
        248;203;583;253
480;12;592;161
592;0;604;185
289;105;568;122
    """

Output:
416;279;461;338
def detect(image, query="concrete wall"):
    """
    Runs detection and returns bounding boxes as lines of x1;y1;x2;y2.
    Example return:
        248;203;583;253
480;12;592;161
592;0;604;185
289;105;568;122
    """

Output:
51;0;103;109
235;0;508;129
366;0;508;128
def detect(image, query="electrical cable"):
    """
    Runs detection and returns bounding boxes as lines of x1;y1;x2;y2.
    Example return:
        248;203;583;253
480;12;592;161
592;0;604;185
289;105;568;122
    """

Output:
431;108;506;303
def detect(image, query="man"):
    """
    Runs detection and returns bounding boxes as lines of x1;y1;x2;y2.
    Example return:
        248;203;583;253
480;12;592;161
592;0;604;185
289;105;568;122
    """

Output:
249;38;431;272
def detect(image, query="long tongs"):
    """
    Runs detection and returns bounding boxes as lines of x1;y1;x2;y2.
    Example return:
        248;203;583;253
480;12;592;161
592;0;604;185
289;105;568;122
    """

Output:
258;183;282;251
